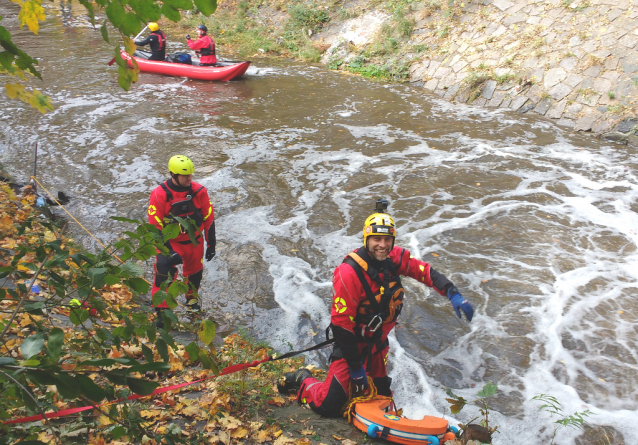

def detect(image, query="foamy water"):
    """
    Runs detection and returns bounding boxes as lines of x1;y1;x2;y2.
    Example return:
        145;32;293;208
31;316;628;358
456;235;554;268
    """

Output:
0;4;637;443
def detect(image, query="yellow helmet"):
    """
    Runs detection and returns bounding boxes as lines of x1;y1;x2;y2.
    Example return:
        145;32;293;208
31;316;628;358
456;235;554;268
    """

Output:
148;22;159;32
168;155;195;175
363;212;396;249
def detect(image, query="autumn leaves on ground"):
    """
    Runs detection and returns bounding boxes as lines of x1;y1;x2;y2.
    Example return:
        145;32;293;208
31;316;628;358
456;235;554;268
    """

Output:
0;180;326;444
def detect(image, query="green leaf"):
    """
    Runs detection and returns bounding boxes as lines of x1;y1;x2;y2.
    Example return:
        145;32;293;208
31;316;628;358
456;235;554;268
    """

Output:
23;301;45;314
477;381;498;398
129;0;162;21
79;358;116;367
100;20;109;43
121;261;145;278
160;324;176;349
69;308;89;325
152;290;167;308
20;333;45;359
111;426;126;439
127;377;159;395
125;277;149;295
199;352;219;374
164;291;178;310
128;362;171;373
20;359;40;367
135;243;158;260
77;374;106;402
0;357;17;366
141;344;154;363
88;267;108;286
171;0;194;8
198;319;216;346
193;0;217;16
26;370;57;386
185;342;199;362
155;339;168;362
162;2;182;22
147;323;157;343
54;372;82;399
47;327;64;362
104;371;127;386
104;274;120;285
162;223;181;240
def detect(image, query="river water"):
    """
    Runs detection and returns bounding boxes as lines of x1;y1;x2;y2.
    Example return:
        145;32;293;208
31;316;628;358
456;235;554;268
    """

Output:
1;3;638;444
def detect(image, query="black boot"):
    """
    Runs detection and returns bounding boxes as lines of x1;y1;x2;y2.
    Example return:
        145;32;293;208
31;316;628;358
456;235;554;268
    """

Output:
155;308;165;329
185;298;201;312
277;368;313;394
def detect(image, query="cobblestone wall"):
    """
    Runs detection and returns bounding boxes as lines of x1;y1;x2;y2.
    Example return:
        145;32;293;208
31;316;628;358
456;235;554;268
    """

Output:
407;0;637;142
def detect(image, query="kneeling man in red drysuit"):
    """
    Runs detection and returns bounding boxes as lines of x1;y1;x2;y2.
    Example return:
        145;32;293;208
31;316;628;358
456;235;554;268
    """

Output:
148;155;216;328
277;199;474;417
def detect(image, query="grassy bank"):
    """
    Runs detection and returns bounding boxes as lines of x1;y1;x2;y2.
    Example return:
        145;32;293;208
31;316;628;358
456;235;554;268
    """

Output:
171;0;418;81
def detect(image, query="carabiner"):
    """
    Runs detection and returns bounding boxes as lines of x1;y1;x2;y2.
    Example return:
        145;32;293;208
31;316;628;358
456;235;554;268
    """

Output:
367;314;383;333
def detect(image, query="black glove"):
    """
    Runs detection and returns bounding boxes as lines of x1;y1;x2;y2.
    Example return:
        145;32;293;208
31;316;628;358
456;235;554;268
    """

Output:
186;34;191;40
167;250;183;267
205;245;215;261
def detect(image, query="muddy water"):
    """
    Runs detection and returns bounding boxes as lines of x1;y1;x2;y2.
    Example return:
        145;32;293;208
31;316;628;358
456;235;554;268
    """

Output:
1;3;638;444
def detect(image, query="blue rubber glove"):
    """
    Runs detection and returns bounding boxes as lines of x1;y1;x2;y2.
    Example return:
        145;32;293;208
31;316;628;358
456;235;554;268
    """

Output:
349;363;368;393
447;286;474;321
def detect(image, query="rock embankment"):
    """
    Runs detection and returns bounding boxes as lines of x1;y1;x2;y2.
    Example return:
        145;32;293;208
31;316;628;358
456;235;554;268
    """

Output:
319;0;637;144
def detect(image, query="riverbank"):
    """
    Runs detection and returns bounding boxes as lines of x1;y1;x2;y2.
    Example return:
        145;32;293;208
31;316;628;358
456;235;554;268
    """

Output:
0;174;353;444
179;0;637;145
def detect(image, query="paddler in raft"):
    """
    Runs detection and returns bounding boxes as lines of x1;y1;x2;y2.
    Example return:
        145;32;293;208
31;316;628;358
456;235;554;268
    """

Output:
277;199;474;417
186;25;217;66
134;22;167;61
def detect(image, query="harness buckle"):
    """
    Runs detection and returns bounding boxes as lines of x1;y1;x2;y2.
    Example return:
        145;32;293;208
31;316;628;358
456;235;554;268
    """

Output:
367;314;383;333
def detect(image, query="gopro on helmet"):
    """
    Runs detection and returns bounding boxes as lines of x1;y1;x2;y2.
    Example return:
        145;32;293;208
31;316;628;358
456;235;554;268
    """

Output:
375;199;389;214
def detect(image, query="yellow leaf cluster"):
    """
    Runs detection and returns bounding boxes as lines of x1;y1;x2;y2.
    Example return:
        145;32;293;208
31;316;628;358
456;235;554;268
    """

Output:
13;0;45;34
4;83;54;114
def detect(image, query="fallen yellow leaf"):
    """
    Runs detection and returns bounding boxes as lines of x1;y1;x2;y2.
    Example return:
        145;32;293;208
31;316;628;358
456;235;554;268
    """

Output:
231;427;248;439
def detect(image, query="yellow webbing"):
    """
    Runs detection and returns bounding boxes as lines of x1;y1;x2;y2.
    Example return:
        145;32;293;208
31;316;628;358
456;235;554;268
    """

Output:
348;252;369;272
342;376;395;423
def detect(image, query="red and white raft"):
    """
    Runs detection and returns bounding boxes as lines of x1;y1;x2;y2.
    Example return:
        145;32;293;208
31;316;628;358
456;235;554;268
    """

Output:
121;50;250;81
352;399;458;445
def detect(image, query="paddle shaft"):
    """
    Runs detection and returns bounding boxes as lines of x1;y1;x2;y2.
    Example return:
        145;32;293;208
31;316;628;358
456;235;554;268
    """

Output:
133;25;149;41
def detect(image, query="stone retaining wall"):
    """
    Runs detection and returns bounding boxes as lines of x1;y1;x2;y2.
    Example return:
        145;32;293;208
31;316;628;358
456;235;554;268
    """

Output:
406;0;637;142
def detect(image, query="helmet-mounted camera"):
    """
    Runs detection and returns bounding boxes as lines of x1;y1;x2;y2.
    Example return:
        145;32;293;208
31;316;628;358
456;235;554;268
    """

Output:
375;198;389;214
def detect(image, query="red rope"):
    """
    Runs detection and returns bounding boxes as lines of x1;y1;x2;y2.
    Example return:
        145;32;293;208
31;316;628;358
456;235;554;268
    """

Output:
4;356;272;425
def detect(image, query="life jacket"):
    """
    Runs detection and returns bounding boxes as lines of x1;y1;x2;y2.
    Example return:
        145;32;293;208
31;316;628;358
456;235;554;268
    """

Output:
160;181;205;230
152;30;166;52
343;247;405;332
198;35;215;56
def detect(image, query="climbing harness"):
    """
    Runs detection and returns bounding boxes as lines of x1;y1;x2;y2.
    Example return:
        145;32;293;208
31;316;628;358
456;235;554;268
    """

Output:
338;247;406;366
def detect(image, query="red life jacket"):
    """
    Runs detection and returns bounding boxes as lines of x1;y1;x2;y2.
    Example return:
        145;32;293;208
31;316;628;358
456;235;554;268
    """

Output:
199;35;215;56
152;30;166;51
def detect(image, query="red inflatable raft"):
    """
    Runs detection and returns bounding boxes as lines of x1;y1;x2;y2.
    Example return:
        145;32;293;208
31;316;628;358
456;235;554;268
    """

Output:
352;399;458;445
121;50;250;81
